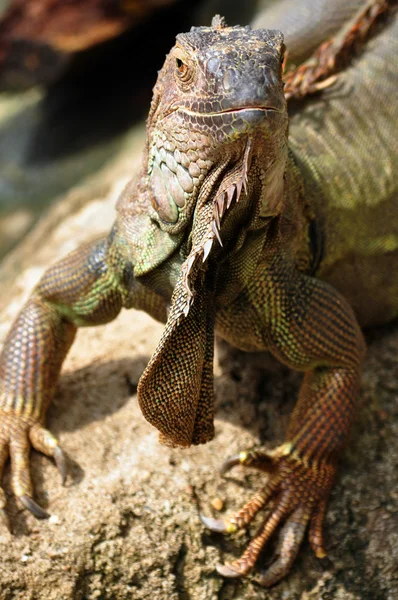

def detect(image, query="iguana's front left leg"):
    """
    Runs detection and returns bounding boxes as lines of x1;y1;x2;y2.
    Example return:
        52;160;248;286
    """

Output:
203;256;365;586
0;233;167;522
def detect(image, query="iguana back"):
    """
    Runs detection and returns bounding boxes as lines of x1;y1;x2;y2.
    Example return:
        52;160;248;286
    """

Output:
288;10;398;325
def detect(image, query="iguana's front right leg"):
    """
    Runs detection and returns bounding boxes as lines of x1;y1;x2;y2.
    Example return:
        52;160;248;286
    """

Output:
203;252;366;586
0;233;167;521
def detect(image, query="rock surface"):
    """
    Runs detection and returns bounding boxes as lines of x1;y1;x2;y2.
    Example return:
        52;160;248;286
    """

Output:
0;151;397;599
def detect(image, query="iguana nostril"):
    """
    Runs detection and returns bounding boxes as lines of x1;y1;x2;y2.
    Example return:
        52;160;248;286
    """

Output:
223;68;238;91
257;85;265;98
269;69;279;86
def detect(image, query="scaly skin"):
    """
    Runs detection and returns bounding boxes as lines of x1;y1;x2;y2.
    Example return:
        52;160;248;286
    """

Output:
0;7;397;586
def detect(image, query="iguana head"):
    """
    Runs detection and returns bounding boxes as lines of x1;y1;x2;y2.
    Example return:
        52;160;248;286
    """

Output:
146;16;287;237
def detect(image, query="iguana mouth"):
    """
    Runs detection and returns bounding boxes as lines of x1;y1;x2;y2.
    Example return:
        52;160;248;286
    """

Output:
170;105;284;139
163;105;282;120
211;106;282;114
178;106;281;117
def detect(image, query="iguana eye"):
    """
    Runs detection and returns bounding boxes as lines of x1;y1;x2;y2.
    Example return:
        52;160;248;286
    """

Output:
175;57;189;79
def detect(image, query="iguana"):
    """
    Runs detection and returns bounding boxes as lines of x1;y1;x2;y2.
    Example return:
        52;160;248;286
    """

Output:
0;2;397;587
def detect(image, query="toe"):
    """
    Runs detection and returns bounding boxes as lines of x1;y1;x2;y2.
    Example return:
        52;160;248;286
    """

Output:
257;506;308;587
29;424;67;485
9;428;50;518
308;498;328;558
9;430;33;500
218;491;294;577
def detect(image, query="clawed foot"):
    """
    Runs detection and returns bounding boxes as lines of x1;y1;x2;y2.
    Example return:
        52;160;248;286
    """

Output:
0;411;67;526
201;444;334;587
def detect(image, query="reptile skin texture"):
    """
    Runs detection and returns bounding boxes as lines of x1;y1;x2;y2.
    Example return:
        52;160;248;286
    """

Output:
0;2;397;586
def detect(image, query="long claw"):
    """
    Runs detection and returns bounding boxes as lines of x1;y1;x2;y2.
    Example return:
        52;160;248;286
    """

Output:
216;563;243;578
20;495;50;519
219;450;277;475
219;454;241;475
53;446;67;486
200;513;229;533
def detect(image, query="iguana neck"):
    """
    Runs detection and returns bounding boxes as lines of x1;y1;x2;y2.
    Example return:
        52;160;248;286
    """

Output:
122;134;291;284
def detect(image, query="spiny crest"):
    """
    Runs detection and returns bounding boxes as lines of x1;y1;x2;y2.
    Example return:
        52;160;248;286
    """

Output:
212;137;253;236
180;136;254;317
210;15;227;30
183;14;283;53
